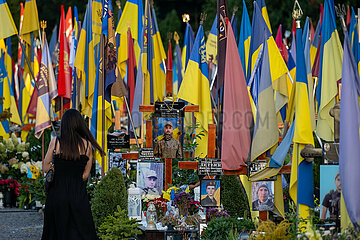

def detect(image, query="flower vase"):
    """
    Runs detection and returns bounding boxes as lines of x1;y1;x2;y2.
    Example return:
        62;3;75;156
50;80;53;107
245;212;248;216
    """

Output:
4;190;12;208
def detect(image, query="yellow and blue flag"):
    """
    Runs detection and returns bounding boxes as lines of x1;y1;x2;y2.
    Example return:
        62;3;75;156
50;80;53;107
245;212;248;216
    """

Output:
35;34;53;138
0;0;17;40
248;40;278;162
151;5;167;102
74;0;96;117
206;16;217;65
257;0;272;34
247;2;291;114
238;0;251;77
20;0;39;45
182;22;195;75
0;49;21;126
290;25;315;220
178;24;213;158
316;0;342;141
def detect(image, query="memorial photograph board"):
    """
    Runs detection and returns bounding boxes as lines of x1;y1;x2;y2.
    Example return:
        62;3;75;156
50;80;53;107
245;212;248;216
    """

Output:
200;179;221;207
251;181;274;211
137;162;164;196
320;165;340;220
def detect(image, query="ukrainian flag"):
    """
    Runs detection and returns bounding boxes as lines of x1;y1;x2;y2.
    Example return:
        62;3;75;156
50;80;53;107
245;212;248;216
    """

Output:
206;16;217;65
116;0;143;64
238;0;251;76
316;0;343;141
0;0;17;40
20;0;39;45
182;22;195;75
257;0;272;34
151;6;167;102
247;2;291;114
290;25;315;221
74;0;96;117
310;9;322;69
0;49;21;126
178;24;213;158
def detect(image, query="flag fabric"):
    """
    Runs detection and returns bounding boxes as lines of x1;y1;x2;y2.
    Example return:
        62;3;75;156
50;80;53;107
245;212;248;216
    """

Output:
316;0;343;141
70;6;79;108
247;2;291;114
127;29;137;112
116;0;143;63
17;68;31;124
248;39;278;162
217;0;229;90
238;0;251;76
65;7;73;44
289;26;315;220
275;25;288;63
178;24;213;157
310;5;323;70
92;0;103;35
230;11;238;44
174;32;183;93
250;121;295;181
206;16;217;65
0;0;18;40
56;5;72;112
143;4;154;105
35;35;53;138
349;7;360;70
340;28;360;230
0;50;21;126
20;0;39;45
90;36;112;173
49;25;58;64
221;20;252;170
151;6;167;102
166;39;173;96
74;0;95;117
182;22;195;75
257;0;272;34
303;17;316;131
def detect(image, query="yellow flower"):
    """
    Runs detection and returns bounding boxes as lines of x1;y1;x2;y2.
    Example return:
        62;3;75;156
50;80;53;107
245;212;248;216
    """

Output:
29;165;36;172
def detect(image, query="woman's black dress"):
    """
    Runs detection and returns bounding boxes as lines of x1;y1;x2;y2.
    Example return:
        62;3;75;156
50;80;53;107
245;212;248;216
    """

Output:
42;155;97;240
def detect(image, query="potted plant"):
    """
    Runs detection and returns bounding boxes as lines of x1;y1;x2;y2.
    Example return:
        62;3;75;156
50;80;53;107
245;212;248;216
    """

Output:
172;191;191;216
183;124;204;160
0;178;20;207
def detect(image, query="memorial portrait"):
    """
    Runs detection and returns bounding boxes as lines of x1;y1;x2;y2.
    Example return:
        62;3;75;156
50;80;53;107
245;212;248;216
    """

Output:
137;162;164;196
252;181;274;211
200;179;221;207
320;165;340;220
109;152;127;177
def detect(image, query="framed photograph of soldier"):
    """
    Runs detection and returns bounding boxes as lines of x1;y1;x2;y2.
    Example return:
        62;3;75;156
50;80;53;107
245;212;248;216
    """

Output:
251;181;274;211
200;179;221;207
137;162;164;196
153;117;183;159
320;165;340;220
108;152;127;177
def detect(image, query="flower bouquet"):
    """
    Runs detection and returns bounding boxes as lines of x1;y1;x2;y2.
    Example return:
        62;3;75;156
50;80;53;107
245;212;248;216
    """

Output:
147;197;169;218
172;191;191;216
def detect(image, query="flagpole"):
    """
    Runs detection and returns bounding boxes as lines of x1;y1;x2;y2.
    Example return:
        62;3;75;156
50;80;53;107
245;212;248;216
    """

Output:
101;34;106;177
124;96;140;148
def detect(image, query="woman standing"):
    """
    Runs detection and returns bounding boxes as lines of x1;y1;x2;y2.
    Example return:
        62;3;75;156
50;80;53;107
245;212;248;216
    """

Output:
42;109;105;240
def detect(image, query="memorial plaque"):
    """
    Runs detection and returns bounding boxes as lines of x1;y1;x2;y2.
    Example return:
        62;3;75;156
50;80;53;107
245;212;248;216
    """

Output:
139;148;155;161
248;160;277;181
107;133;130;149
154;102;185;118
198;158;223;175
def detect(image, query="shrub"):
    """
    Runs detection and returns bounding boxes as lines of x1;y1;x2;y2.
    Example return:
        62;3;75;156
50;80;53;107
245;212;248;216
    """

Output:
201;217;255;240
221;175;250;218
98;205;141;240
91;167;128;229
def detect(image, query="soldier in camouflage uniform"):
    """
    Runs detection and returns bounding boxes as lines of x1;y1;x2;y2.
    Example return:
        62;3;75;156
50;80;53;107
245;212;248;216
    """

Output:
154;121;182;159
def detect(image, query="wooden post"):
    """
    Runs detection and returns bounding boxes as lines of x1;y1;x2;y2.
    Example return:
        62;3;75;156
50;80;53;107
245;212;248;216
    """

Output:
115;110;121;131
165;158;172;190
146;120;153;148
207;124;216;158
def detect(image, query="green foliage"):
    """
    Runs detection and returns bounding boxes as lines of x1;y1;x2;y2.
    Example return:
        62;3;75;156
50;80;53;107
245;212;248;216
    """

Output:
201;217;255;240
18;176;46;209
172;159;199;187
183;123;205;155
98;205;141;240
91;167;128;229
26;128;52;164
221;175;250;219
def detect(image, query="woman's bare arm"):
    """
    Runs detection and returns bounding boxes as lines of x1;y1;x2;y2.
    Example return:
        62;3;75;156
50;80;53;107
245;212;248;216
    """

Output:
43;138;56;174
82;142;93;181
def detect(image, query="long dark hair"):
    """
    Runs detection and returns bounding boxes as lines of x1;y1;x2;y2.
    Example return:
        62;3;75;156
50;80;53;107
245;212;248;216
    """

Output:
59;109;105;160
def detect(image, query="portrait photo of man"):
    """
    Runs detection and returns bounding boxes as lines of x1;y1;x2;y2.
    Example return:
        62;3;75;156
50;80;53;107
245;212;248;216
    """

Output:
252;181;274;211
109;152;127;177
154;121;182;159
200;180;220;207
137;162;164;196
320;165;341;220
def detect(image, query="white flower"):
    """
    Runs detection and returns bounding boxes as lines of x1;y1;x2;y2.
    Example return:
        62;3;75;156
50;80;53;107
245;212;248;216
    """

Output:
22;151;29;159
34;161;42;171
25;162;32;168
20;163;28;174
